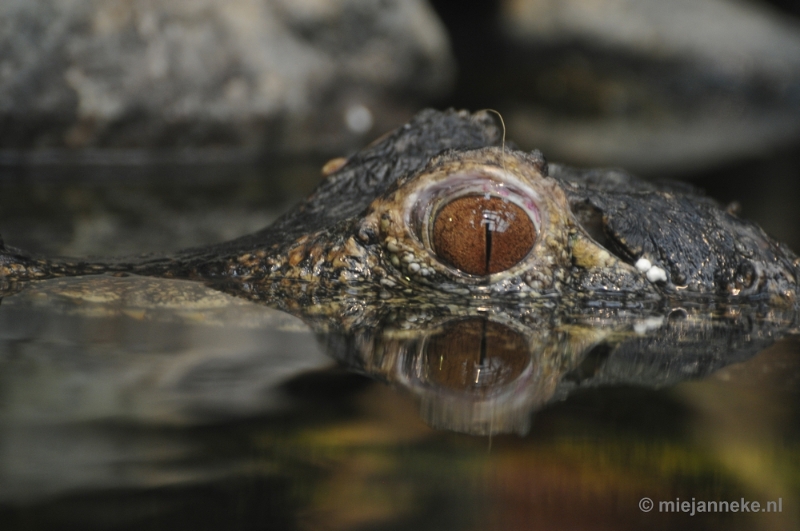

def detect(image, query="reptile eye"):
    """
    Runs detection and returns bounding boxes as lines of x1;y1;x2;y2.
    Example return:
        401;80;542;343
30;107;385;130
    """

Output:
422;318;529;392
432;195;536;275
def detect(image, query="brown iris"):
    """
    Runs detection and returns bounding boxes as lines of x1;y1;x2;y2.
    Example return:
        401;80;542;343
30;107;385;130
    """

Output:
432;195;535;275
423;318;529;392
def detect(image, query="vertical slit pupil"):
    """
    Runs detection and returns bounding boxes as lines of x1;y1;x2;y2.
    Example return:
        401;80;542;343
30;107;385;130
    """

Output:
479;318;488;366
484;222;492;274
422;318;530;392
432;195;536;275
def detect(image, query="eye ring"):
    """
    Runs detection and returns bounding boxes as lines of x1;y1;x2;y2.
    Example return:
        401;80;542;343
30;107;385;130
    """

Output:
429;194;537;276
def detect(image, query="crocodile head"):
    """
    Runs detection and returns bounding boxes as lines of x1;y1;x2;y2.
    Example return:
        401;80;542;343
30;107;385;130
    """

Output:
1;109;798;310
237;110;798;309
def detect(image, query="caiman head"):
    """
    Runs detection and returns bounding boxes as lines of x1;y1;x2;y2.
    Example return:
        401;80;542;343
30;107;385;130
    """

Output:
222;109;798;308
1;108;798;308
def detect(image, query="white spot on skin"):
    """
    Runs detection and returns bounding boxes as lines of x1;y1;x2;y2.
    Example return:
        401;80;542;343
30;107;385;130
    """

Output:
635;258;652;272
635;257;667;283
646;266;668;283
408;262;420;273
344;104;373;134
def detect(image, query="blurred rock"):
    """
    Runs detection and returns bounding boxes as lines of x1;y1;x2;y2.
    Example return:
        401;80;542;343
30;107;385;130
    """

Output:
0;0;453;153
498;0;800;172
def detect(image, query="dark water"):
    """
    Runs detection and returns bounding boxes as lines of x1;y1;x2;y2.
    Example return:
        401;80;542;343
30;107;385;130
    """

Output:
1;163;799;531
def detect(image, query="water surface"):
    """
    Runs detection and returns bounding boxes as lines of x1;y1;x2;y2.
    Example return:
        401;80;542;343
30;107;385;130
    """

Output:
0;161;798;531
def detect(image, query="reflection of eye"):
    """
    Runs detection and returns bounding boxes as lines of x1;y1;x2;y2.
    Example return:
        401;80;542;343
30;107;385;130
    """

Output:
422;318;528;392
432;196;536;275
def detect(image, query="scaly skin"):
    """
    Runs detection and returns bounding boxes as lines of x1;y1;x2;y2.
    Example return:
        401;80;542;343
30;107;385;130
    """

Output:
1;109;798;309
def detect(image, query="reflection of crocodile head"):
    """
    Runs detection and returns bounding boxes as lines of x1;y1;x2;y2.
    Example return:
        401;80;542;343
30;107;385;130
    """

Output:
2;273;796;435
1;109;798;307
321;302;797;435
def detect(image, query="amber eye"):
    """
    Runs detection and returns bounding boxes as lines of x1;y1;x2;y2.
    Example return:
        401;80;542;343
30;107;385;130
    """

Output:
432;195;536;275
423;318;529;392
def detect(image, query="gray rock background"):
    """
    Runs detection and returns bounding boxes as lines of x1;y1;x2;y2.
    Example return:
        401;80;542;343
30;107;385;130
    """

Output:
4;0;800;168
0;0;454;153
496;0;800;173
